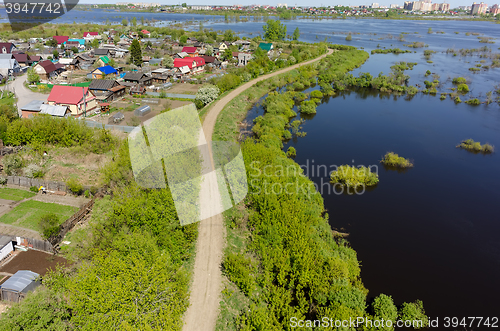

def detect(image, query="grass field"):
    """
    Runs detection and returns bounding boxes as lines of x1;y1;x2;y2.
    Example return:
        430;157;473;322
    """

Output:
0;200;77;231
0;188;36;201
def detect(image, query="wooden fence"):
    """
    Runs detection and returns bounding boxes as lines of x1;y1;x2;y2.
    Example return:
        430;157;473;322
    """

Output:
5;176;94;194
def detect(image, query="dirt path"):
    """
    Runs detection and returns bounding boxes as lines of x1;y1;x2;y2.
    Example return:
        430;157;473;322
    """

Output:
182;49;334;331
7;75;47;116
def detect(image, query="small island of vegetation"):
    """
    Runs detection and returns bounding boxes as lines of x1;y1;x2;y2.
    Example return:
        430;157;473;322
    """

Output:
381;152;414;168
457;139;494;153
330;165;379;188
371;48;413;54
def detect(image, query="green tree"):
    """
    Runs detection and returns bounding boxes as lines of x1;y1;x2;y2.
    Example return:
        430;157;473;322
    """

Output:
46;38;58;47
52;50;59;59
372;294;398;330
39;213;60;240
223;48;233;61
140;16;145;25
179;35;188;45
131;16;137;27
292;27;300;40
163;55;174;68
71;46;79;54
205;45;214;56
122;18;128;26
129;39;142;67
0;287;71;331
262;19;287;41
224;29;235;42
27;67;40;84
90;38;99;49
181;2;187;7
398;300;429;329
113;35;120;45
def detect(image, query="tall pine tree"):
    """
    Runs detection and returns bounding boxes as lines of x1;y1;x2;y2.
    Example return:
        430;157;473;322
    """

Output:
129;39;142;67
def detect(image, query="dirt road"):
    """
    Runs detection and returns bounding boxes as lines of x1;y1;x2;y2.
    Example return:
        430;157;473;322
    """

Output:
7;75;47;116
182;49;334;331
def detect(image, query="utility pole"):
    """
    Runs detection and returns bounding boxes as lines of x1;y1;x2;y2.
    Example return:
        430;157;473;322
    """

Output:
82;86;87;117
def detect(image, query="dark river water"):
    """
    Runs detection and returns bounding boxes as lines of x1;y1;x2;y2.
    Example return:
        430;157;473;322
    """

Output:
4;9;499;325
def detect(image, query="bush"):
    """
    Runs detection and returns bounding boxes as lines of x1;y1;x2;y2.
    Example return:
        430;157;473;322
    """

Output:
286;146;296;157
345;34;352;41
381;152;413;168
24;164;44;178
452;77;467;84
457;139;494;153
330;165;379;188
456;83;469;93
195;84;220;106
30;186;39;193
194;99;204;110
440;93;446;100
66;178;83;195
0;177;7;185
310;90;323;99
2;154;23;175
465;98;481;105
38;213;60;240
84;190;90;198
425;70;431;76
223;253;254;295
300;100;317;114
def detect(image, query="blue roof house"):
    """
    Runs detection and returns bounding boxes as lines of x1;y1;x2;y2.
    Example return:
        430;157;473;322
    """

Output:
91;65;117;79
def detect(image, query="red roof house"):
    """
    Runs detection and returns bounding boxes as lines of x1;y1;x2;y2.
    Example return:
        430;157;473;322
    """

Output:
181;46;198;57
83;32;99;37
141;29;150;35
173;57;206;74
52;36;69;44
47;86;98;116
0;43;15;54
33;60;58;80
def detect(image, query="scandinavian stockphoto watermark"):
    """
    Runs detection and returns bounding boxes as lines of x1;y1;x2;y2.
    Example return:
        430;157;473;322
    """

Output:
128;104;248;226
249;159;379;196
3;0;79;31
290;316;424;329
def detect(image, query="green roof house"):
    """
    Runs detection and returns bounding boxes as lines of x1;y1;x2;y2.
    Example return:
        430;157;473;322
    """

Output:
258;43;273;52
99;56;110;65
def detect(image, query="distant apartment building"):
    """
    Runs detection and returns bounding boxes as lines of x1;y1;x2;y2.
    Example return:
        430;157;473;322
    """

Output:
371;2;380;8
471;2;488;14
489;3;500;14
390;4;400;8
191;5;212;10
277;3;288;8
439;2;450;10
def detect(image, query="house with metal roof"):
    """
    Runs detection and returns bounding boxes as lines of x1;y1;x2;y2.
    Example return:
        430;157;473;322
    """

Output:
0;235;13;261
33;59;58;80
12;53;31;67
97;56;111;67
174;57;206;74
123;71;152;86
39;104;71;117
52;36;69;45
258;42;274;52
91;65;117;79
0;43;15;54
89;79;126;102
47;85;98;116
0;270;40;303
20;100;44;118
182;46;198;57
94;48;111;57
0;59;21;76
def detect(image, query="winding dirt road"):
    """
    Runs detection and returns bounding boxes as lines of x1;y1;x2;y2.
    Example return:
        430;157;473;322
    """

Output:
182;49;333;331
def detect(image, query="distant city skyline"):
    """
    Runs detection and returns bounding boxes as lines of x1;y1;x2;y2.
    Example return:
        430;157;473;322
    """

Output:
86;0;494;9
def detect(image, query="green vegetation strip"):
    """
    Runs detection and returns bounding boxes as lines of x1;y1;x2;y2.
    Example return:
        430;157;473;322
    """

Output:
214;46;428;330
0;200;77;231
381;152;414;168
457;139;494;153
0;188;36;201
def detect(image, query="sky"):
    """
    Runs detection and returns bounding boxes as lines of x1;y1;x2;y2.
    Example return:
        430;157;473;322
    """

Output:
90;1;482;8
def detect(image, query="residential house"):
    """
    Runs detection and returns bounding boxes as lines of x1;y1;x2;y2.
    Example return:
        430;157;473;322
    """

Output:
174;52;189;59
193;41;204;48
94;48;111;57
12;53;31;67
187;37;198;44
142;56;151;65
258;42;273;53
20;100;44;118
30;55;41;65
47;85;98;116
141;29;151;37
182;46;198;57
71;54;94;70
173;57;206;74
0;235;13;261
96;56;111;67
238;53;252;66
21;100;70;118
0;59;21;77
33;60;58;80
64;41;81;51
57;58;74;68
0;43;15;54
52;36;69;45
88;79;126;102
90;65;117;79
151;68;174;83
200;56;221;68
218;42;229;51
123;71;153;86
130;84;146;95
83;32;100;41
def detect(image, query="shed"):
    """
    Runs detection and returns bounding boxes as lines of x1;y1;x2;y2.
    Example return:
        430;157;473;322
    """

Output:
134;105;151;117
0;270;40;303
39;104;70;117
0;235;13;261
108;112;125;124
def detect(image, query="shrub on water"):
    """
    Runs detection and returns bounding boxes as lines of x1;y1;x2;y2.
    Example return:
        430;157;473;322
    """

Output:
381;152;413;168
310;90;323;99
457;139;494;153
440;93;446;100
330;165;379;188
425;70;431;76
452;77;467;84
346;34;352;41
286;146;296;157
282;130;292;140
454;96;462;103
300;100;317;114
456;84;469;93
465;98;481;105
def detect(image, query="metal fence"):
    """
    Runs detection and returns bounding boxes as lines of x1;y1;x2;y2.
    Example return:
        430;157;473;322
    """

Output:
84;120;137;133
